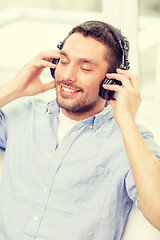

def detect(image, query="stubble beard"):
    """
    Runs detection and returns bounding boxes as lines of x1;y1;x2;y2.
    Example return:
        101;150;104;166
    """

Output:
55;80;100;114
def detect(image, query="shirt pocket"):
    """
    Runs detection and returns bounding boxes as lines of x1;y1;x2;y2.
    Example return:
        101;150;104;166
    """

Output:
50;166;111;215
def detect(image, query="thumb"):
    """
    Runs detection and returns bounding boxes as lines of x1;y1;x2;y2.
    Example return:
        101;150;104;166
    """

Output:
108;99;116;109
42;80;55;92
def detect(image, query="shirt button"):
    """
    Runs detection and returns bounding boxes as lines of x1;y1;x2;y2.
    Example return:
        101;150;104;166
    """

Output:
48;154;52;159
90;125;93;129
34;216;39;222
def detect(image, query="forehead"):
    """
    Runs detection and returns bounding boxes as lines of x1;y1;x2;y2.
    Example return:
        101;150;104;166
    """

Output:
62;33;108;62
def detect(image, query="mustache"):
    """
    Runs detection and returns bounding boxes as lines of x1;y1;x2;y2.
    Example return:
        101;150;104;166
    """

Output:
56;79;84;92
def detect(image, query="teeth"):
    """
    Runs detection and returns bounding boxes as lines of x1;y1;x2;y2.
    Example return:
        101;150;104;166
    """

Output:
62;86;76;93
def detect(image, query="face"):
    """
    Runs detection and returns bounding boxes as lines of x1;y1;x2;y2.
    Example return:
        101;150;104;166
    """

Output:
55;33;109;120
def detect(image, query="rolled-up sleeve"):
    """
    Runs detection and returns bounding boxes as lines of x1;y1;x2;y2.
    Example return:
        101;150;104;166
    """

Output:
0;110;7;151
138;124;160;161
125;124;160;207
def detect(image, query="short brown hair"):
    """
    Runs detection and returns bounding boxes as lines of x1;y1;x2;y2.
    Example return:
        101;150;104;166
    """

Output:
64;21;129;73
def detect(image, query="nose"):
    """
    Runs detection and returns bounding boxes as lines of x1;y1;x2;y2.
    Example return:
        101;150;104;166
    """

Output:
62;63;77;82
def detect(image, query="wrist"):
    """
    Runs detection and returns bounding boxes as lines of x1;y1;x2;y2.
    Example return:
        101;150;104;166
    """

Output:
117;117;137;134
5;79;23;102
0;80;21;108
8;79;22;99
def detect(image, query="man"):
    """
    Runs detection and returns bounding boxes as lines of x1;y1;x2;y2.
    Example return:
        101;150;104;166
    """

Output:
0;21;160;240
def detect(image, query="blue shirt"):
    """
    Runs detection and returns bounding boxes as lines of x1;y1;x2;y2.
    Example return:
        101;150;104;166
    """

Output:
0;98;160;240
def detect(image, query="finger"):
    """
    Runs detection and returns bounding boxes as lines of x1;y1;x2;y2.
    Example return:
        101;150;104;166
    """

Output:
116;68;140;90
102;83;122;92
34;50;60;61
33;59;57;70
106;73;133;90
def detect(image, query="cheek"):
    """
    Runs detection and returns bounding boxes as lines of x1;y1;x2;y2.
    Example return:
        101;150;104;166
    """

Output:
82;77;102;96
54;65;60;80
90;72;104;91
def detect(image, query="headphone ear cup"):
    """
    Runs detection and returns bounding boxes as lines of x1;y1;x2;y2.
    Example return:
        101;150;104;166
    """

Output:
99;76;122;100
99;77;114;100
50;58;60;79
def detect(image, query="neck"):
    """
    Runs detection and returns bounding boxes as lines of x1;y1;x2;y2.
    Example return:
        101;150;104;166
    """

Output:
61;103;105;121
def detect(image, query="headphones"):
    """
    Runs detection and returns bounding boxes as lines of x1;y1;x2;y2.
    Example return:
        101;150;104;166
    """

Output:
50;21;130;100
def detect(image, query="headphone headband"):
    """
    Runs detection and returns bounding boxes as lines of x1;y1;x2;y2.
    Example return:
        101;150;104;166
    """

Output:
57;21;130;70
87;21;130;70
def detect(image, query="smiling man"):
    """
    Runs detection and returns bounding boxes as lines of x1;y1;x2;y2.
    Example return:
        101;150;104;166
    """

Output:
0;21;160;240
55;33;108;119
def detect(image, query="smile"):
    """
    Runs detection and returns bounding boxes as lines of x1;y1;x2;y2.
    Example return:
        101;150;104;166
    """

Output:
62;86;77;93
60;85;80;96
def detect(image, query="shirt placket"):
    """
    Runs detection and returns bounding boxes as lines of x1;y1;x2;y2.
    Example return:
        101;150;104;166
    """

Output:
23;121;90;239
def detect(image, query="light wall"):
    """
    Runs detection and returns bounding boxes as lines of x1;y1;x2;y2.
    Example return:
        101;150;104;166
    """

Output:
0;0;51;10
0;0;101;11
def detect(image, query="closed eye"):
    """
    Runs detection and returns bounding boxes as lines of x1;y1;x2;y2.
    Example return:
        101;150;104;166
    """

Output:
81;67;92;72
80;64;93;72
59;58;69;65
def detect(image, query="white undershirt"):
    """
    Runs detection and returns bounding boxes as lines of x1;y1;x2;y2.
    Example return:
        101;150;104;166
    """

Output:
57;109;78;144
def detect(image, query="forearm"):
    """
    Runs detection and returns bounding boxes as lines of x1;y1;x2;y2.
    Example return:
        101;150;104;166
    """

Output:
0;51;59;109
120;120;160;230
0;80;20;108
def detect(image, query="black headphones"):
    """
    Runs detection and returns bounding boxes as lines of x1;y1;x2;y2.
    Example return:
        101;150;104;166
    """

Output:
50;21;130;100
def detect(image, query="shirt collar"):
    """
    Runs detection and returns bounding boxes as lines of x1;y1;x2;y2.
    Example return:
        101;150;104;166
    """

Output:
80;105;114;131
94;105;114;130
46;100;60;114
46;100;114;131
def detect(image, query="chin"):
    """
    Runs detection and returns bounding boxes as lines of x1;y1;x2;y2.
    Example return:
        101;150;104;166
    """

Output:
57;96;102;115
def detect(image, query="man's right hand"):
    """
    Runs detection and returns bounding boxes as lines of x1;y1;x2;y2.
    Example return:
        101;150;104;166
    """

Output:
11;50;60;98
0;50;60;108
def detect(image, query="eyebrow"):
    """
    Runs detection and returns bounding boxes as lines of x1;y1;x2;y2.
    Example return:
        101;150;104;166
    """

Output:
59;50;98;66
59;50;68;57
